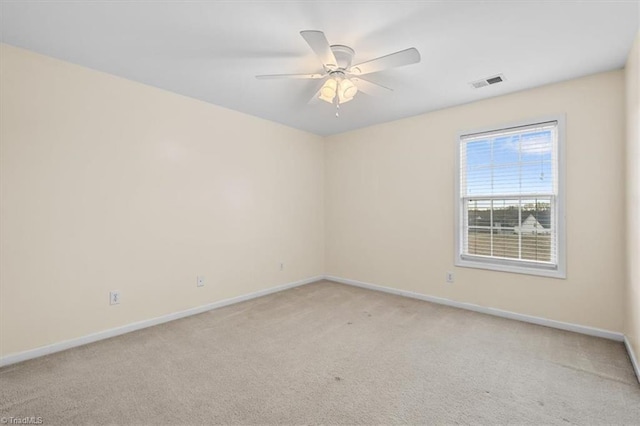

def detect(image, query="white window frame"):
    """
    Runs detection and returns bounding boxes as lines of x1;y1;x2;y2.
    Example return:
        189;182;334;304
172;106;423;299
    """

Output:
454;116;566;279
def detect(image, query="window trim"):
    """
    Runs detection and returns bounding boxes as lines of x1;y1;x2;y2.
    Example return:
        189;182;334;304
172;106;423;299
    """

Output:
454;115;566;279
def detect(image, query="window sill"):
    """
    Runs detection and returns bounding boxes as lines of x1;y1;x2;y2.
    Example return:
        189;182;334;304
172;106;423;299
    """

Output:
455;256;566;279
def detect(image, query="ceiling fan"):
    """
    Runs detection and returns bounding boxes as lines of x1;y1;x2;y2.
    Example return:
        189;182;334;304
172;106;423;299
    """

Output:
256;31;421;109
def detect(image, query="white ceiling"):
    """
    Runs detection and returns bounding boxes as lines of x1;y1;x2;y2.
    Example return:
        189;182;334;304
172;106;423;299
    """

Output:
1;1;638;136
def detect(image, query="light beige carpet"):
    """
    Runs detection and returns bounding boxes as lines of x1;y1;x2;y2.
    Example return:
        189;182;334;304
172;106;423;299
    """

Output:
1;280;639;425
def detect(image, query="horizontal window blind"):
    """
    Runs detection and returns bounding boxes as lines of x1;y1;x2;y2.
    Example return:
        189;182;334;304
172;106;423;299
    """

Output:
459;121;559;267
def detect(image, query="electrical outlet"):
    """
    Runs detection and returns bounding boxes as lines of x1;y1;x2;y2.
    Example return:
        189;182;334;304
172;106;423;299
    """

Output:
197;276;205;287
280;262;284;271
109;291;121;305
446;272;454;283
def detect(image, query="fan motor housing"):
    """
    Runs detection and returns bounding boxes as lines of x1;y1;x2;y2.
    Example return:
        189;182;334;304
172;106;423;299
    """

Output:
330;45;355;70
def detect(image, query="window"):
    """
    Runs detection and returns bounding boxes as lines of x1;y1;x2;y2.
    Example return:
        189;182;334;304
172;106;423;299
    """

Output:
455;118;565;278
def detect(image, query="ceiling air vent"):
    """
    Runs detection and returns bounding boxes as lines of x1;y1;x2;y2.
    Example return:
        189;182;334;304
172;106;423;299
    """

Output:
470;74;506;89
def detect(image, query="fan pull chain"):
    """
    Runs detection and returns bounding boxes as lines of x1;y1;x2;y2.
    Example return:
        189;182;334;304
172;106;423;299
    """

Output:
335;103;340;118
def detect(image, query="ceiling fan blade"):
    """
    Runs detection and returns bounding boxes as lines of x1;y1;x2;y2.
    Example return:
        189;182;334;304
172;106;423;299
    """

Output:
255;73;325;80
351;77;393;97
350;48;420;75
300;30;338;70
307;85;323;105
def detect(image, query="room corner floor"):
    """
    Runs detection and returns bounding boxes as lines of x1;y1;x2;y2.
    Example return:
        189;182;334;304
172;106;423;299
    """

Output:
1;280;639;425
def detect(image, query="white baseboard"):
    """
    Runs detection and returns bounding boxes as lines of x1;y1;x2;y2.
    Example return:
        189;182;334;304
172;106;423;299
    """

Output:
0;275;323;368
324;275;625;342
624;336;640;384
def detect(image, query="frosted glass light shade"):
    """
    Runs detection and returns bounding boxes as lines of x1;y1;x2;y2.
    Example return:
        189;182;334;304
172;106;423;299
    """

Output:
338;78;358;104
319;78;337;103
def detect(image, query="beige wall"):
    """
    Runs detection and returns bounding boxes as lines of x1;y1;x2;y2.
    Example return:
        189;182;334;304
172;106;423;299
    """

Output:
326;71;626;332
1;41;633;359
626;33;640;362
0;44;325;357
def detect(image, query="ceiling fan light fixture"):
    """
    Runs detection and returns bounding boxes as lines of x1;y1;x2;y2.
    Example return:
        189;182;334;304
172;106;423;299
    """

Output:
338;78;358;103
319;78;338;103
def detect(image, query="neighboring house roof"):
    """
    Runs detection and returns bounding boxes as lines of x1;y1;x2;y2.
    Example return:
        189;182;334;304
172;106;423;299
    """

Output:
515;214;550;234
